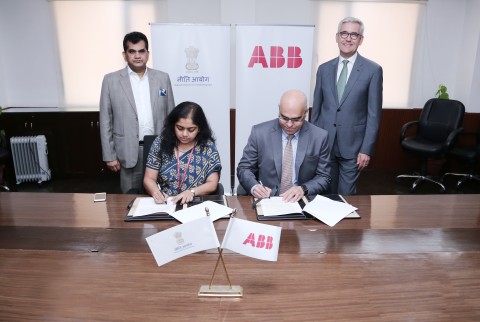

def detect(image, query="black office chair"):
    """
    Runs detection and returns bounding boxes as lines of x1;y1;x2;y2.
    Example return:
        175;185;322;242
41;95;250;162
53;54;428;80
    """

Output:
395;98;465;192
129;135;223;195
442;130;480;189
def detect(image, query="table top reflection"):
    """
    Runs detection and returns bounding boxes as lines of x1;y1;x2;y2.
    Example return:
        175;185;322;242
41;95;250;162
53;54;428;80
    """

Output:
1;192;479;321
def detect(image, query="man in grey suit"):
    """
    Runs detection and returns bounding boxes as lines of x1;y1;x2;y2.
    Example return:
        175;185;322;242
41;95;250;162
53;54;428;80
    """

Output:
100;31;175;193
237;89;331;203
312;17;383;195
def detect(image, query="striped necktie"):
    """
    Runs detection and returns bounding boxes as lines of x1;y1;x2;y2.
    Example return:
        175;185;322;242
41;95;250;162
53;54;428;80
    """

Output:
280;134;294;194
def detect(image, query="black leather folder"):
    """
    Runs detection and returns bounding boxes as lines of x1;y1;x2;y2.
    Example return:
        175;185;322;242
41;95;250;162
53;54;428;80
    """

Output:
124;195;227;222
254;194;360;221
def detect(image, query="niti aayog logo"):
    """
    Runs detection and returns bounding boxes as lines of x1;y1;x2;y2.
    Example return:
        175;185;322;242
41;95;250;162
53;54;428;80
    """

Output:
173;231;193;253
248;46;303;68
174;231;184;245
242;233;274;249
184;46;199;71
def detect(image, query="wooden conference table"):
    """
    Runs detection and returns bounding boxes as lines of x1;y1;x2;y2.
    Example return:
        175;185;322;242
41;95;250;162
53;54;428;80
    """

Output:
0;192;479;321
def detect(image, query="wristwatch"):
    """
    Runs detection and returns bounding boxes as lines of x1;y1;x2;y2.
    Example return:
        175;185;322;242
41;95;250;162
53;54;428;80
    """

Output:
301;185;308;196
190;189;195;196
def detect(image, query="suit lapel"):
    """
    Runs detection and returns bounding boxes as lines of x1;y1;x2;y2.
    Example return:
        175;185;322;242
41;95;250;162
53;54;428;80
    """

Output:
329;58;340;105
148;68;159;109
340;54;364;105
272;122;283;180
295;123;309;175
119;67;137;114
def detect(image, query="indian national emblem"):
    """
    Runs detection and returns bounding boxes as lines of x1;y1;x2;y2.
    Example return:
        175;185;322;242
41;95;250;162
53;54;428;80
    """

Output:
185;46;199;70
174;231;184;245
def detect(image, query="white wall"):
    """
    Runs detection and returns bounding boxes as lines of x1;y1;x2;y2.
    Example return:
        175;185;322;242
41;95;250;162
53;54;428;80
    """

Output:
464;0;480;112
0;0;479;112
410;0;480;111
0;0;61;107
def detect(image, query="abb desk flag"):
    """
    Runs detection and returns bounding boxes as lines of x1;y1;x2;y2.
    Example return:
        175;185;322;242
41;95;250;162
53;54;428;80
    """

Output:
146;216;220;267
221;217;281;262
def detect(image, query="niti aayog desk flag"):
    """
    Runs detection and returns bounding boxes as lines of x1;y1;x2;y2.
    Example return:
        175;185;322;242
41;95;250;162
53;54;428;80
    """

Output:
221;217;282;262
146;216;220;267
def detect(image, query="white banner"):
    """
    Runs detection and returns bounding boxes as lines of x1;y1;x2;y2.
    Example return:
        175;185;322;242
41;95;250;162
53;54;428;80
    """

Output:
146;216;220;267
235;25;314;191
221;217;282;262
150;24;231;193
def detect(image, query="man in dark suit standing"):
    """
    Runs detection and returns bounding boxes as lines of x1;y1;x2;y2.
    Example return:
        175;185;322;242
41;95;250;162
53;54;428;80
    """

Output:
312;17;383;195
237;89;331;202
100;31;175;193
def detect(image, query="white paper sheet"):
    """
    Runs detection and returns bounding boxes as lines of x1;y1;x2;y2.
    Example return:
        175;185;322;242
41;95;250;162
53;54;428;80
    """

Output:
171;200;233;223
302;195;358;227
258;197;304;216
132;197;176;217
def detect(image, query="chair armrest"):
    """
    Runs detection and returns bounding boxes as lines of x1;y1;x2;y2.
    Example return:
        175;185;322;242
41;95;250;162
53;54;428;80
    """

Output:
445;127;464;148
399;120;419;142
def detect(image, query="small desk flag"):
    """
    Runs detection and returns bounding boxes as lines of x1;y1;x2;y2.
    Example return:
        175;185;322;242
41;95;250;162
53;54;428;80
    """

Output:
146;216;220;267
221;217;281;262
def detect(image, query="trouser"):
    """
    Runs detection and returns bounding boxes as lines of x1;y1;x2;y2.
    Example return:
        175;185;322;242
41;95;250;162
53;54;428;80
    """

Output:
329;139;360;195
120;145;144;194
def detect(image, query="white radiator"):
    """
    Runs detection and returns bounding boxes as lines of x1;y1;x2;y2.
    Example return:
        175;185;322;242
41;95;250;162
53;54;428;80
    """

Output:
10;135;51;184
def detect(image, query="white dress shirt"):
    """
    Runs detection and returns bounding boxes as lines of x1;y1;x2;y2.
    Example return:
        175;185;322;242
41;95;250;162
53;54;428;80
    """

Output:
337;52;358;83
128;66;154;141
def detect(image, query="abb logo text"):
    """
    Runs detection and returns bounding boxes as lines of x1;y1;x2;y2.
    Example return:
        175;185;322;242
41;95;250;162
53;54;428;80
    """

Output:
243;233;274;249
248;46;303;68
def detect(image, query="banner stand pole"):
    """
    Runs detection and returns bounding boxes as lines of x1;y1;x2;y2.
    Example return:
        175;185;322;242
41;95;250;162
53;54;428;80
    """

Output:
198;208;243;297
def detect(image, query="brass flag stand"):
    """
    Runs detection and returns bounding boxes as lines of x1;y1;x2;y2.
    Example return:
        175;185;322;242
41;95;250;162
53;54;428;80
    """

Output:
198;208;243;297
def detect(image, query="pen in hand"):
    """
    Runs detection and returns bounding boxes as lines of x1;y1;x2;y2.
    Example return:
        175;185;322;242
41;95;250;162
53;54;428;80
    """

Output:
154;183;167;204
252;180;271;208
257;180;271;199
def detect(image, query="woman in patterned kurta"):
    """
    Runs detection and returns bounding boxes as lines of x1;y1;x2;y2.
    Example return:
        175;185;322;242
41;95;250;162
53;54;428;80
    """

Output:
144;101;221;204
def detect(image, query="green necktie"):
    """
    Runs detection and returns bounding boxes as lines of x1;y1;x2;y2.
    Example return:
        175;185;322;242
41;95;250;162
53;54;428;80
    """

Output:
337;60;348;100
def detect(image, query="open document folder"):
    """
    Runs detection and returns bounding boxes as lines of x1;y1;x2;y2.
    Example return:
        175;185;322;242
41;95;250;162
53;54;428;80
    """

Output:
131;197;177;217
124;195;228;222
255;195;359;225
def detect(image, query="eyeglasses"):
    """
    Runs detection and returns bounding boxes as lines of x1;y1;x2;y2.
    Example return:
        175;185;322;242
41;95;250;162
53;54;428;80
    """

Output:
278;113;305;123
126;49;148;55
338;31;362;40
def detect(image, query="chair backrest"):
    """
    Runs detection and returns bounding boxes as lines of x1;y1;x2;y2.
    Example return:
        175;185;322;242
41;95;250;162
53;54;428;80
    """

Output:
142;135;224;195
236;183;247;196
213;183;224;195
476;131;480;155
417;98;465;143
142;135;158;173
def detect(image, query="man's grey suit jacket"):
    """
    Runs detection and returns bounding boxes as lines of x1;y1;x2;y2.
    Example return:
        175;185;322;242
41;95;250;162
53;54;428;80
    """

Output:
311;54;383;159
237;119;331;196
99;67;175;168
